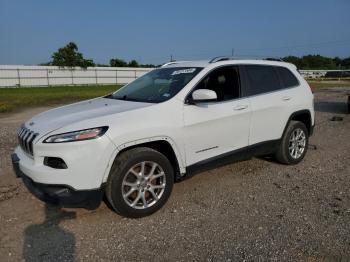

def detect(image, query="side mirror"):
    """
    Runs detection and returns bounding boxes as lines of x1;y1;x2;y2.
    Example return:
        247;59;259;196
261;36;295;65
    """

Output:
190;89;217;103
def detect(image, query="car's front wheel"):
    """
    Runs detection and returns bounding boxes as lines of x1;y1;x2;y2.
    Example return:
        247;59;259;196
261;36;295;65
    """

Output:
275;120;309;165
106;147;174;218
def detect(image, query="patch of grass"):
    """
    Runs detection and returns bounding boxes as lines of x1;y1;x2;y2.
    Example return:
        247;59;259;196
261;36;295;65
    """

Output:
0;102;14;113
305;77;350;81
306;80;350;89
0;85;121;113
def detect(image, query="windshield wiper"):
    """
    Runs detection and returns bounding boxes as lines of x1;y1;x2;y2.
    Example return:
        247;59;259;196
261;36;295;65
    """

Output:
115;95;128;100
105;94;158;103
107;94;146;103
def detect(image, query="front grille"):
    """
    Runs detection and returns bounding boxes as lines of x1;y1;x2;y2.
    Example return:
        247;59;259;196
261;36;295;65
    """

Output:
17;125;38;157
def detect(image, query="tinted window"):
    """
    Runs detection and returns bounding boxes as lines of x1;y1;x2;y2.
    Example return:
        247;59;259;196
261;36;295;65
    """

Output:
245;65;281;96
276;66;299;88
194;66;240;102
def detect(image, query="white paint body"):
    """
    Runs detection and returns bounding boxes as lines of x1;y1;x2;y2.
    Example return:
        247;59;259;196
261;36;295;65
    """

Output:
14;60;315;190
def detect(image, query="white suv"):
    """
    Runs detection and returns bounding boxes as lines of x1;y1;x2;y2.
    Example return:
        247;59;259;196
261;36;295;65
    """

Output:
12;58;315;217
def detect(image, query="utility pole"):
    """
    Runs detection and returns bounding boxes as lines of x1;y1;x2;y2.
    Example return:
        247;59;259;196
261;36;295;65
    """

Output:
170;54;174;62
231;48;234;57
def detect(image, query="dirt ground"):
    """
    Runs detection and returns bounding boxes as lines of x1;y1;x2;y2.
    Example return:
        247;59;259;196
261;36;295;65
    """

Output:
0;91;349;262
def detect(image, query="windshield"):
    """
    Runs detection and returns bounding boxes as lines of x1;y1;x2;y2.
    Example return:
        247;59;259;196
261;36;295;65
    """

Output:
108;67;203;103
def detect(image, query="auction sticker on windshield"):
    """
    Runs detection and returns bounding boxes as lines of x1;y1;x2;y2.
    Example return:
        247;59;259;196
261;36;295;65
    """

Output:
171;68;196;75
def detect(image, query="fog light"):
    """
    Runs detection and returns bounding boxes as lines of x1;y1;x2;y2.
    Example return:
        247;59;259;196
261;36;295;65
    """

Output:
44;157;68;169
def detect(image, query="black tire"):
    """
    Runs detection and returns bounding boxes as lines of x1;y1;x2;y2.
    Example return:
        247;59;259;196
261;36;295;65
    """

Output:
106;147;174;218
275;120;309;165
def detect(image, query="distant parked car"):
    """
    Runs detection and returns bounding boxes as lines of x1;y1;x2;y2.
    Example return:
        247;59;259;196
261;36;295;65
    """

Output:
325;71;350;78
12;57;315;217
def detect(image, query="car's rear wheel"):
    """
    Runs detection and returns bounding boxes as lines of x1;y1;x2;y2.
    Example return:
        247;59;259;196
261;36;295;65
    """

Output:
106;147;174;218
275;120;309;165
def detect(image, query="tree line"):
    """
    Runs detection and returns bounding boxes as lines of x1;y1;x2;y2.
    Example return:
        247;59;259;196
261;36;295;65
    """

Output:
43;42;350;70
43;42;157;68
282;55;350;70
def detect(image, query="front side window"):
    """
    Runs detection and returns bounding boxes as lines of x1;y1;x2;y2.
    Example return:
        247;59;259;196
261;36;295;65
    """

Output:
245;65;281;96
193;66;240;102
108;67;202;103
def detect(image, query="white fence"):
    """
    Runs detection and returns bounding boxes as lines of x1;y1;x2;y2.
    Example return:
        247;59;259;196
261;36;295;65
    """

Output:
299;69;350;78
0;65;153;87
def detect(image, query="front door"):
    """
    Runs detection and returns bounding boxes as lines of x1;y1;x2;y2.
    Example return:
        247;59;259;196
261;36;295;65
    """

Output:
183;66;251;166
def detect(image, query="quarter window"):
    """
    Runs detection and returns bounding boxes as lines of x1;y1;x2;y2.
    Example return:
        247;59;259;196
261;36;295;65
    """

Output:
276;66;299;88
245;65;281;96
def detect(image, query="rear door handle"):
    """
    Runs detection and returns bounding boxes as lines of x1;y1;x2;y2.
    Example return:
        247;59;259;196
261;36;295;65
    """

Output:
282;96;291;101
234;105;248;111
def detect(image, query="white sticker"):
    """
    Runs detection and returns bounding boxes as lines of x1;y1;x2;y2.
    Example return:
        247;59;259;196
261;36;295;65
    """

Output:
163;93;170;97
171;68;196;75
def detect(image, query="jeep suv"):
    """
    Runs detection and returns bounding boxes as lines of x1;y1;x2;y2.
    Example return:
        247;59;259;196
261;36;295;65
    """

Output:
11;58;315;217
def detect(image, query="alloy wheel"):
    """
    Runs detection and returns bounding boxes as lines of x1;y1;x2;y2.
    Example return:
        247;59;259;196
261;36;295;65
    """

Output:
121;161;166;209
288;128;306;159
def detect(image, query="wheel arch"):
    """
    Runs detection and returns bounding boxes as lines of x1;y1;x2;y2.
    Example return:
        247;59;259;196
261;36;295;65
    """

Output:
282;109;312;137
102;137;185;184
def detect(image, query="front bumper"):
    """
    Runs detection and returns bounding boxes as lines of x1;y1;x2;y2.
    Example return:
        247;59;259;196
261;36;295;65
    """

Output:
11;153;104;209
13;132;116;189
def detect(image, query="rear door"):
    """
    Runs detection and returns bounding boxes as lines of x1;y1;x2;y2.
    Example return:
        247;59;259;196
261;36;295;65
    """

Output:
241;65;297;145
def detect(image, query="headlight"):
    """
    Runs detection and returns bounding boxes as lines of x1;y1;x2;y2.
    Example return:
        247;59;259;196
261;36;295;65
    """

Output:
43;126;108;143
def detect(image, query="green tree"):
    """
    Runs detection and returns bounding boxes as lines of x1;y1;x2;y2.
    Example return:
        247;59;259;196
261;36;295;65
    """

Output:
110;58;128;67
301;55;336;69
333;57;342;67
282;55;346;69
283;56;302;68
341;57;350;68
96;63;110;67
51;42;95;68
109;57;156;68
128;60;139;67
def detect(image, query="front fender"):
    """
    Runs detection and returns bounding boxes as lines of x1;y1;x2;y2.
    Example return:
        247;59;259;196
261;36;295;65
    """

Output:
101;136;186;184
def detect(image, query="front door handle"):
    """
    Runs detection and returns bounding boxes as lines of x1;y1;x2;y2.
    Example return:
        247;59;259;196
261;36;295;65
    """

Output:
234;105;248;111
282;96;291;101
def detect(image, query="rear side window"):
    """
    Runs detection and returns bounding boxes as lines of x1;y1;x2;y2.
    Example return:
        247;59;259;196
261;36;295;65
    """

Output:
276;66;299;88
244;65;281;96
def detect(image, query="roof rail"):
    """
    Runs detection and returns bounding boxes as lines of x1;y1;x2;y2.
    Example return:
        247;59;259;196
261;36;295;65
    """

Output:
264;57;284;62
209;56;233;63
161;61;190;67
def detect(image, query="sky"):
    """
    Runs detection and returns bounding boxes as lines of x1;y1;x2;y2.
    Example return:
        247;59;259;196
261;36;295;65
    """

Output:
0;0;350;65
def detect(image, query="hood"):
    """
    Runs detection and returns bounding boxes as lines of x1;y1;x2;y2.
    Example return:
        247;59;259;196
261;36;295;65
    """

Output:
25;97;152;136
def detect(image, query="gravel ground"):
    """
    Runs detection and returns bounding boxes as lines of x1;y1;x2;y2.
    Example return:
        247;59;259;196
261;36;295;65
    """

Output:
0;91;349;262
